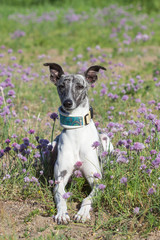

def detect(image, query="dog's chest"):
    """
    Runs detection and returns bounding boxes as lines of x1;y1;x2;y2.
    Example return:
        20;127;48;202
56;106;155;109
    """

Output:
60;121;99;151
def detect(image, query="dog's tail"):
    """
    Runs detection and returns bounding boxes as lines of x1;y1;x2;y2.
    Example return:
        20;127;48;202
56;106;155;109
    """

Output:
98;133;114;171
99;133;114;153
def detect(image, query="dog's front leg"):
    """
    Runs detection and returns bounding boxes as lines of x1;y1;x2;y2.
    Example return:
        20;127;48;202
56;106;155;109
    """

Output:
54;182;70;224
74;180;98;223
53;152;74;224
74;152;102;223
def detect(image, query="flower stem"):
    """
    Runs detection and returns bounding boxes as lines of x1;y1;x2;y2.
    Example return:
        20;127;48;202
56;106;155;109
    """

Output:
51;120;56;144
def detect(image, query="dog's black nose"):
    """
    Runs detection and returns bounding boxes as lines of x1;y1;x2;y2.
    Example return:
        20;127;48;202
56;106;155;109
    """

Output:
63;99;73;108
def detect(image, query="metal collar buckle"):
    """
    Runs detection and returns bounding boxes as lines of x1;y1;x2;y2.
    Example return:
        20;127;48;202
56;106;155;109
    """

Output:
84;113;90;125
84;107;93;125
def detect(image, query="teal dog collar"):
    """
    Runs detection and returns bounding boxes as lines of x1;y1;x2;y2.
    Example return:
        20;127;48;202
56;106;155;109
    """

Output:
58;107;93;129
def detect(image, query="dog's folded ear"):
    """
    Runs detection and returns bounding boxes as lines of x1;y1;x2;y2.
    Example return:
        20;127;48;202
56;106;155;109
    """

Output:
84;65;106;84
43;63;64;85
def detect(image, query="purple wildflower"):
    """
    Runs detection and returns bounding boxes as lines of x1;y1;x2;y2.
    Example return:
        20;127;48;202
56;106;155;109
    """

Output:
101;151;108;157
140;164;147;170
22;156;27;162
155;120;160;132
30;177;39;183
10;56;16;61
3;174;11;180
23;137;30;146
5;139;11;144
62;192;72;199
95;122;100;128
8;49;13;54
74;161;83;168
92;141;100;149
6;98;12;104
50;112;58;121
15;119;21;124
110;106;115;110
93;172;101;179
140;156;145;162
11;30;26;39
0;150;4;158
49;180;54;185
4;147;11;152
18;49;23;53
120;177;127;185
117;155;129;164
35;136;39;142
150;150;157;155
98;184;106;190
152;158;160;168
133;207;140;214
146;169;152;176
22;119;27;123
148;188;156;195
122;95;129;101
133;142;145;151
74;170;82;178
24;177;30;183
28;129;35;134
100;88;107;96
23;106;28;111
8;90;15;97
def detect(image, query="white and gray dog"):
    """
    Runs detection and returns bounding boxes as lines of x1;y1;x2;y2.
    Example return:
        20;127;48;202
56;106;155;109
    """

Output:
44;62;113;224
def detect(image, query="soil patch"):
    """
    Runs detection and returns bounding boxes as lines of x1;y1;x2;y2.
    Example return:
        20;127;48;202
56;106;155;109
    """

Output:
0;200;160;239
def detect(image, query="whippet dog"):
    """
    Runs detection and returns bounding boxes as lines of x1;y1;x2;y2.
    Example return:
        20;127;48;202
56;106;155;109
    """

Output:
44;63;113;224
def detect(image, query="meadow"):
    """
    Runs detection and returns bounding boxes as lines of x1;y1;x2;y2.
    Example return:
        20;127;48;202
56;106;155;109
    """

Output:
0;1;160;239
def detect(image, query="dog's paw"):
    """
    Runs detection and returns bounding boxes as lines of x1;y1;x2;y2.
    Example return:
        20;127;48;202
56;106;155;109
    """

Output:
53;212;70;224
74;207;91;223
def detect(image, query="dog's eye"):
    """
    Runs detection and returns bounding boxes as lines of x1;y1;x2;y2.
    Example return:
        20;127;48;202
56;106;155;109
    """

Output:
58;85;65;90
76;84;84;90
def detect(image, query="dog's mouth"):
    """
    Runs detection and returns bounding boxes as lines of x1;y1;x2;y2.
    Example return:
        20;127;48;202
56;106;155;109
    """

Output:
62;105;75;112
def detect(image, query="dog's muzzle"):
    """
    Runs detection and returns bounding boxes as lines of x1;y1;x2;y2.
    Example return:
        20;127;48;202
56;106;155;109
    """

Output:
58;106;93;129
63;99;73;109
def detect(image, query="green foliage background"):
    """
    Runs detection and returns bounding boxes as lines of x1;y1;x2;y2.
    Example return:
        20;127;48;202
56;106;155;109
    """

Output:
0;0;160;12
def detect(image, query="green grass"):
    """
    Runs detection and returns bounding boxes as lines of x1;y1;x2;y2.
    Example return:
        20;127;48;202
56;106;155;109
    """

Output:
1;0;160;13
0;233;69;240
0;1;160;53
0;1;160;239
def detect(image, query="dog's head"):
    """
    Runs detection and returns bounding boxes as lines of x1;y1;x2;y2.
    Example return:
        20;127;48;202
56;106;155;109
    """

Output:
44;63;106;111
